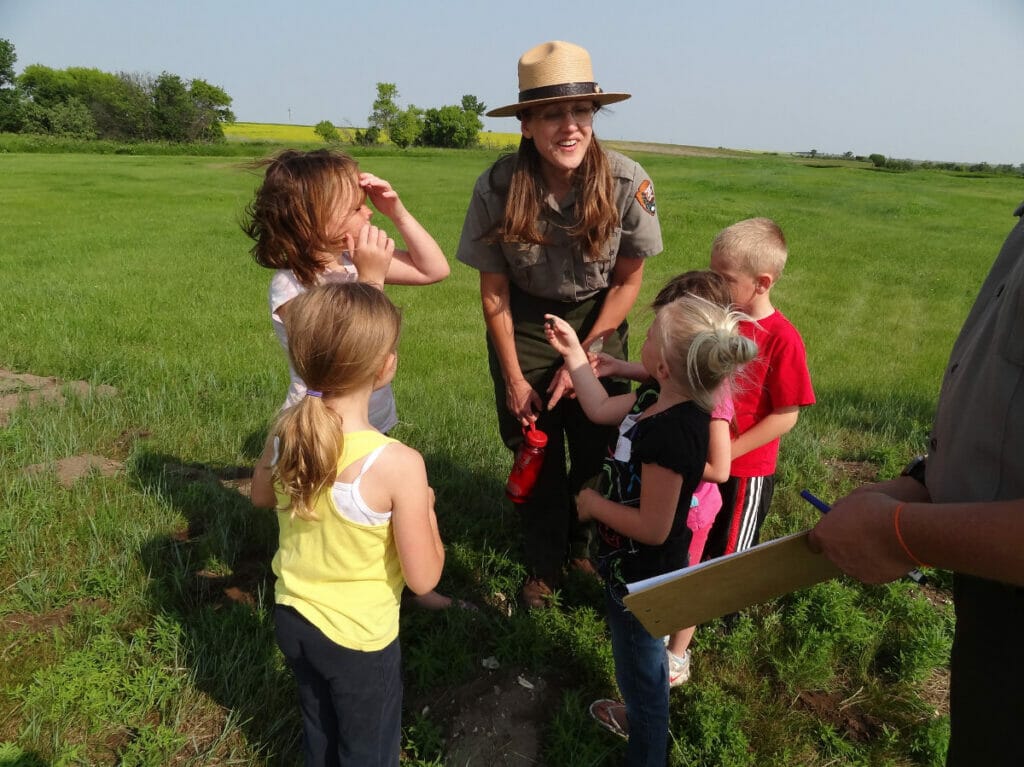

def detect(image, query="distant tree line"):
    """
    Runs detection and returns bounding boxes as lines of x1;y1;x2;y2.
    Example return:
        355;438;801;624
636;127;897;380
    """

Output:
866;152;1023;176
316;82;485;150
794;145;1022;177
0;38;234;142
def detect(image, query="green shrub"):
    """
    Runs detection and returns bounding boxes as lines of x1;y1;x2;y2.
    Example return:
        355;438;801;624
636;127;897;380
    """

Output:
313;119;340;143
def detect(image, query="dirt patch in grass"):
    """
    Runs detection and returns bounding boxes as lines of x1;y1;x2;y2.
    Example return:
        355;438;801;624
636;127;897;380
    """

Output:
921;666;951;717
4;367;126;486
22;453;124;487
796;689;883;742
413;668;555;766
1;597;111;635
0;368;117;427
111;428;153;459
824;458;880;486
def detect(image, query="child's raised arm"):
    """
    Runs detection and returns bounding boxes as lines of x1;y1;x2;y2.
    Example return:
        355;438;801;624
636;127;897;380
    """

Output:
592;352;649;383
359;173;450;286
375;442;445;595
544;314;636;425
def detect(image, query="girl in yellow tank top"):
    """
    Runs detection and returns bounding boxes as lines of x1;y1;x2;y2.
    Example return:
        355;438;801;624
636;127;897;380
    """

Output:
251;282;445;767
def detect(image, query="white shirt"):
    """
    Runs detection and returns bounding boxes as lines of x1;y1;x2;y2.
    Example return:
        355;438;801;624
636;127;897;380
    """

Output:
268;264;398;432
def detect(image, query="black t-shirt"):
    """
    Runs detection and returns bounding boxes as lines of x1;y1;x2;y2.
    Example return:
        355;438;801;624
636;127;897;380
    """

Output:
594;383;710;587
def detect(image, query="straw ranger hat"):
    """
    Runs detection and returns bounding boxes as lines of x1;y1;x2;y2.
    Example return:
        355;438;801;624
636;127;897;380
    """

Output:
486;40;631;118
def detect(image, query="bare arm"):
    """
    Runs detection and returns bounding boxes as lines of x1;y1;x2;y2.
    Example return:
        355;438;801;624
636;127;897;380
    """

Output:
544;314;636;425
480;271;541;425
593;353;649;383
576;463;683;545
703;418;732;483
251;434;278;509
808;490;1024;588
377;443;445;595
360;173;450;286
546;256;646;409
730;406;800;460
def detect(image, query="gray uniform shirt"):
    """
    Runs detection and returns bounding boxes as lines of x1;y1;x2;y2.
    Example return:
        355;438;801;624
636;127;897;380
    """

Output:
928;201;1024;504
456;149;663;300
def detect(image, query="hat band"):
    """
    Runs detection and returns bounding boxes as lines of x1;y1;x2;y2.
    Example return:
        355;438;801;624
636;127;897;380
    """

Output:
518;81;599;104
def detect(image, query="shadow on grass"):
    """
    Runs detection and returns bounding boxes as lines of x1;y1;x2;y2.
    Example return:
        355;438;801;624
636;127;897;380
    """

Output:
132;450;300;764
130;444;614;765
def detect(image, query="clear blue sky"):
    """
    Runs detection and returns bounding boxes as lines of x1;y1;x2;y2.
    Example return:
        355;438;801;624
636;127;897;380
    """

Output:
3;0;1022;164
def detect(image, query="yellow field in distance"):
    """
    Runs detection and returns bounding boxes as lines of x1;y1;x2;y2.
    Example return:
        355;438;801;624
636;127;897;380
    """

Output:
224;122;521;149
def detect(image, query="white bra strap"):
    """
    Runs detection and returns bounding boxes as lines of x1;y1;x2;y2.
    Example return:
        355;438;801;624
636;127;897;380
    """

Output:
354;443;392;481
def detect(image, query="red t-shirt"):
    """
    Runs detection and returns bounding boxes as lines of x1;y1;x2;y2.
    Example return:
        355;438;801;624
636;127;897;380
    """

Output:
730;309;815;477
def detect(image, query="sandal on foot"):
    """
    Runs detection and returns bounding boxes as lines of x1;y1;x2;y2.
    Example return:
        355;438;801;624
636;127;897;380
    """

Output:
589;698;628;739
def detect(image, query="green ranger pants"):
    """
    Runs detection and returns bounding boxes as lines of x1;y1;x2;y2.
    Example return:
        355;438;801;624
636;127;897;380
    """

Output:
487;285;630;582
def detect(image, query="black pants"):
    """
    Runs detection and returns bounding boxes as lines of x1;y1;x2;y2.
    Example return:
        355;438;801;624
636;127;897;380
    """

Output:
946;575;1024;766
702;474;775;561
274;605;402;767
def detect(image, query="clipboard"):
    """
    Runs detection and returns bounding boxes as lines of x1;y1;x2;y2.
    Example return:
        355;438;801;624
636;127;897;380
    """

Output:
622;531;842;636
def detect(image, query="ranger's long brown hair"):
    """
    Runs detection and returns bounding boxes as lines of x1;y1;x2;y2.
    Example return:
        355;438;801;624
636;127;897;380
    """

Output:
488;108;619;259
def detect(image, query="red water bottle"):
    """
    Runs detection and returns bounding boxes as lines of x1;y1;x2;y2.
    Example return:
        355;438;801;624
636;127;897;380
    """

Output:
505;423;548;503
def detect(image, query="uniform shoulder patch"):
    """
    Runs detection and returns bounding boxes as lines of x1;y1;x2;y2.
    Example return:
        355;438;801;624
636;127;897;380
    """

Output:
634;179;656;216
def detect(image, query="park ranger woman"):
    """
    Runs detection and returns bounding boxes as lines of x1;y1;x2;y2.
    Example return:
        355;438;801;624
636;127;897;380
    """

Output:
456;40;663;609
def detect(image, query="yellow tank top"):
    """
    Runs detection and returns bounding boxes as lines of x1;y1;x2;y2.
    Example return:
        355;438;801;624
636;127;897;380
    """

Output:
272;430;403;651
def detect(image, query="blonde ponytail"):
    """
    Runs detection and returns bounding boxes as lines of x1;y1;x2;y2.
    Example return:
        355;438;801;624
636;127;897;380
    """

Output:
658;296;758;412
272;395;346;520
269;283;402;520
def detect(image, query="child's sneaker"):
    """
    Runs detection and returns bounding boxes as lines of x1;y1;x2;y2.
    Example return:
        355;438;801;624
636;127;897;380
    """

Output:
668;649;691;687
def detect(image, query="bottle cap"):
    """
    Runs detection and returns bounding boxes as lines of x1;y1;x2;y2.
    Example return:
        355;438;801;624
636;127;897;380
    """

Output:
524;423;548;448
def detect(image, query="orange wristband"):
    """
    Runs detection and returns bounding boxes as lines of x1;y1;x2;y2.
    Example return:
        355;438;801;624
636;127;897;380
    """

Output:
893;503;928;568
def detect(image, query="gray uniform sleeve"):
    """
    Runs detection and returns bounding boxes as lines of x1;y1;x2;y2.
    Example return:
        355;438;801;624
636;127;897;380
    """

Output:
610;152;663;260
456;170;508;274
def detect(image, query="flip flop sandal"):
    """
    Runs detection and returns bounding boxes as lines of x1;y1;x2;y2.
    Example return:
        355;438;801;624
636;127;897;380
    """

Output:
589;698;629;739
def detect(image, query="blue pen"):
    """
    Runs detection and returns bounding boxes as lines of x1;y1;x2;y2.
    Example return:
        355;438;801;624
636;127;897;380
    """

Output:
801;489;926;585
800;489;832;514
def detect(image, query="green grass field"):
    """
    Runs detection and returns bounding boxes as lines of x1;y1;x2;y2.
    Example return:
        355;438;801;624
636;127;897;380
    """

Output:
1;135;1021;765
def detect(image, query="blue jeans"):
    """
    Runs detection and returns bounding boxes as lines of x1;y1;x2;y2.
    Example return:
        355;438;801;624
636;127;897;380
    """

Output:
606;584;670;767
274;605;402;767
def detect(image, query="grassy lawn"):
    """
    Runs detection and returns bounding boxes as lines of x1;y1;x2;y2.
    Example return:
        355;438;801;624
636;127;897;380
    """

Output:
1;136;1020;765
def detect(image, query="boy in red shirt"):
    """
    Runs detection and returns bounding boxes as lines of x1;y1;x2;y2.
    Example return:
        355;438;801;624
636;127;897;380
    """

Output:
703;218;816;559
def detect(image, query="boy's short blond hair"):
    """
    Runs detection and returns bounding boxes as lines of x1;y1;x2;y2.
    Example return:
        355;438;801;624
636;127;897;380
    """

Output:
711;217;788;278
